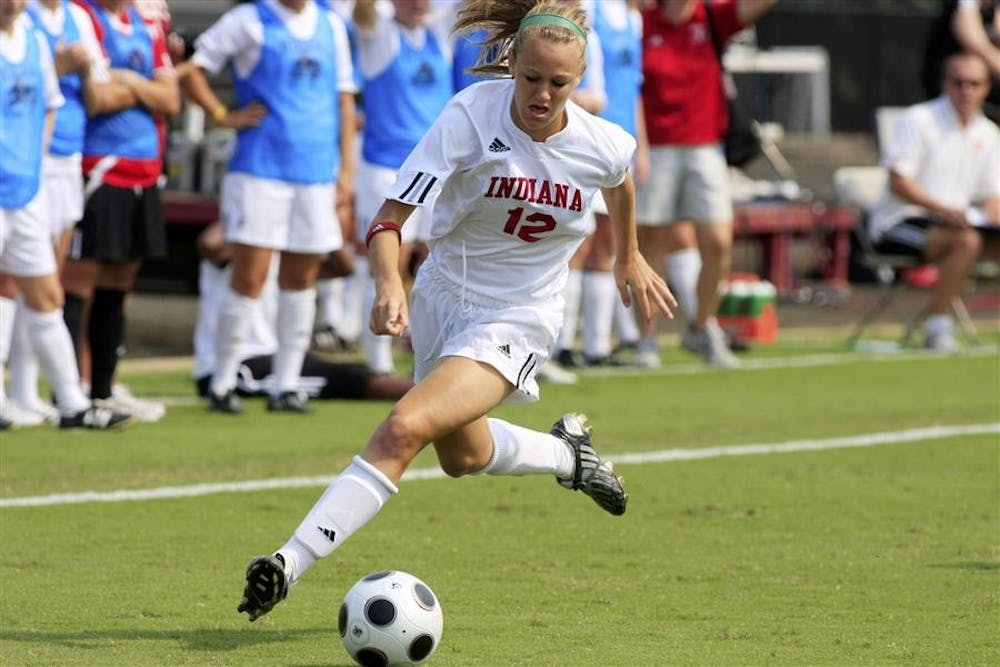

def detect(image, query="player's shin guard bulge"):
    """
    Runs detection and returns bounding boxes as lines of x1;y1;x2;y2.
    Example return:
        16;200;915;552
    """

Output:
237;555;289;622
552;413;628;516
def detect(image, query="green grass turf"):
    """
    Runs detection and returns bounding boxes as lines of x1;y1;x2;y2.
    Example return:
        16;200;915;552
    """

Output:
1;338;998;665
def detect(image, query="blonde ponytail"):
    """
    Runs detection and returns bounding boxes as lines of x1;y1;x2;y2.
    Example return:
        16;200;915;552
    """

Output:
453;0;588;77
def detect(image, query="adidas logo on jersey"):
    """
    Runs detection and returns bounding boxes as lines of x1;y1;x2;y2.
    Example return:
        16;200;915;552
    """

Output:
497;344;511;358
488;137;511;153
318;526;336;542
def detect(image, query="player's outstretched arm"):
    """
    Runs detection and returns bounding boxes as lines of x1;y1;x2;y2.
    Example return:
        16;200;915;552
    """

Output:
367;199;416;337
602;174;677;323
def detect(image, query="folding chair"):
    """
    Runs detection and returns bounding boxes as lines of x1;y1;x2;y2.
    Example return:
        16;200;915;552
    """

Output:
833;167;979;348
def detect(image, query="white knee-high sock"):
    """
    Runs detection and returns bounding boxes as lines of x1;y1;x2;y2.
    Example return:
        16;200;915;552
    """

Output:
613;297;640;345
666;248;701;323
210;287;256;396
0;296;15;405
272;288;315;395
315;277;343;329
479;418;575;477
361;271;395;374
557;269;583;351
8;297;40;406
21;307;89;414
581;271;617;359
280;455;398;584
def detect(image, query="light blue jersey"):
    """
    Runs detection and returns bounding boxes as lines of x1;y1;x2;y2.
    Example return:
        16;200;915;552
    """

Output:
26;0;86;157
82;2;158;160
362;25;452;169
1;22;46;208
593;2;641;137
228;0;340;184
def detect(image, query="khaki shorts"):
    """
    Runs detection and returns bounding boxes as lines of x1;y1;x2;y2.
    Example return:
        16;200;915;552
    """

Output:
635;144;733;225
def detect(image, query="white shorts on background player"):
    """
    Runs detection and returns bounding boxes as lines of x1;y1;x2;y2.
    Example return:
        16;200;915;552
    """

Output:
635;144;732;224
355;161;433;244
39;153;84;241
220;173;342;254
0;194;57;277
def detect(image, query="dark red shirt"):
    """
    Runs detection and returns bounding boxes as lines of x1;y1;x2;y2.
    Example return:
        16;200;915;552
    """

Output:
641;0;744;146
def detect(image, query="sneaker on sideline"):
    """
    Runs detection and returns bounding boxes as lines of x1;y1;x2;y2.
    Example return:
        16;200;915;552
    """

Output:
0;401;45;428
267;390;311;413
59;405;132;430
634;337;661;369
923;314;960;354
208;389;244;414
925;330;960;353
682;319;741;368
17;398;61;425
537;359;578;385
103;384;166;423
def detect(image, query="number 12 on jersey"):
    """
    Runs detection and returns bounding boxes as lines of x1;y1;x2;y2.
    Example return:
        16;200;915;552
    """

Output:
503;207;557;243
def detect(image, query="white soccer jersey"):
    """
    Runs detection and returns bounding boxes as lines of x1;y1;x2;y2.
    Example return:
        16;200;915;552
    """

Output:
388;78;636;305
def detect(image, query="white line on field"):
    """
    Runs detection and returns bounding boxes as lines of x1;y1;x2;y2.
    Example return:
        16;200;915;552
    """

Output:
2;423;996;509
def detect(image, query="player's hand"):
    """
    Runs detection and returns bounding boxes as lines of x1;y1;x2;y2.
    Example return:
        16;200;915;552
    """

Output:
614;252;677;323
369;278;409;337
220;101;268;130
55;41;91;76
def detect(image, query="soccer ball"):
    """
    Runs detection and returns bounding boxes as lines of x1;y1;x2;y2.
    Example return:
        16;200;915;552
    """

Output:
339;570;444;666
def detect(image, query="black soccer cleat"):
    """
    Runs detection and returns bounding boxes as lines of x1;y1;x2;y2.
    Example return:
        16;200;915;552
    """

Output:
237;555;288;622
267;390;311;413
58;405;132;430
207;389;243;415
552;413;628;516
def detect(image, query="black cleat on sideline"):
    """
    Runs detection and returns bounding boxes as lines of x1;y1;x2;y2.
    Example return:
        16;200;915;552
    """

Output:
207;389;243;415
237;555;288;622
552;413;628;516
267;391;310;413
58;406;132;430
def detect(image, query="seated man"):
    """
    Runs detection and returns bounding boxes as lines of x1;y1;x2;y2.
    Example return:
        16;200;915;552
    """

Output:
869;51;1000;351
193;224;413;410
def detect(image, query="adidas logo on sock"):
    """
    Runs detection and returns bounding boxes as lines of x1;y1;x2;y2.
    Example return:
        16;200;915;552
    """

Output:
488;137;510;153
497;344;511;358
318;526;336;542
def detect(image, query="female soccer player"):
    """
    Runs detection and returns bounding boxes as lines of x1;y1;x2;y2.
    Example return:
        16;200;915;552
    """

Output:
237;0;675;622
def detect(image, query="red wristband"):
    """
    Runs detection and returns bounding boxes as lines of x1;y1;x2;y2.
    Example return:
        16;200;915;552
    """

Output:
365;220;402;247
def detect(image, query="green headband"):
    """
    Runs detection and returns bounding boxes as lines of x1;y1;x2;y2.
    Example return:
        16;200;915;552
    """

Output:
518;13;587;42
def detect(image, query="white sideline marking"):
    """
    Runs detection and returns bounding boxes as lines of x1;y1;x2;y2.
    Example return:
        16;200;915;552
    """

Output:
2;423;997;509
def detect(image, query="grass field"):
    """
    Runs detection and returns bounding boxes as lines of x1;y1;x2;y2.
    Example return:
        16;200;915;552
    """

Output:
1;333;999;666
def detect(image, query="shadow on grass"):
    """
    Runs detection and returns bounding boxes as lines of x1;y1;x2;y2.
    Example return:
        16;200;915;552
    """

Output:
0;626;332;652
929;561;1000;571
